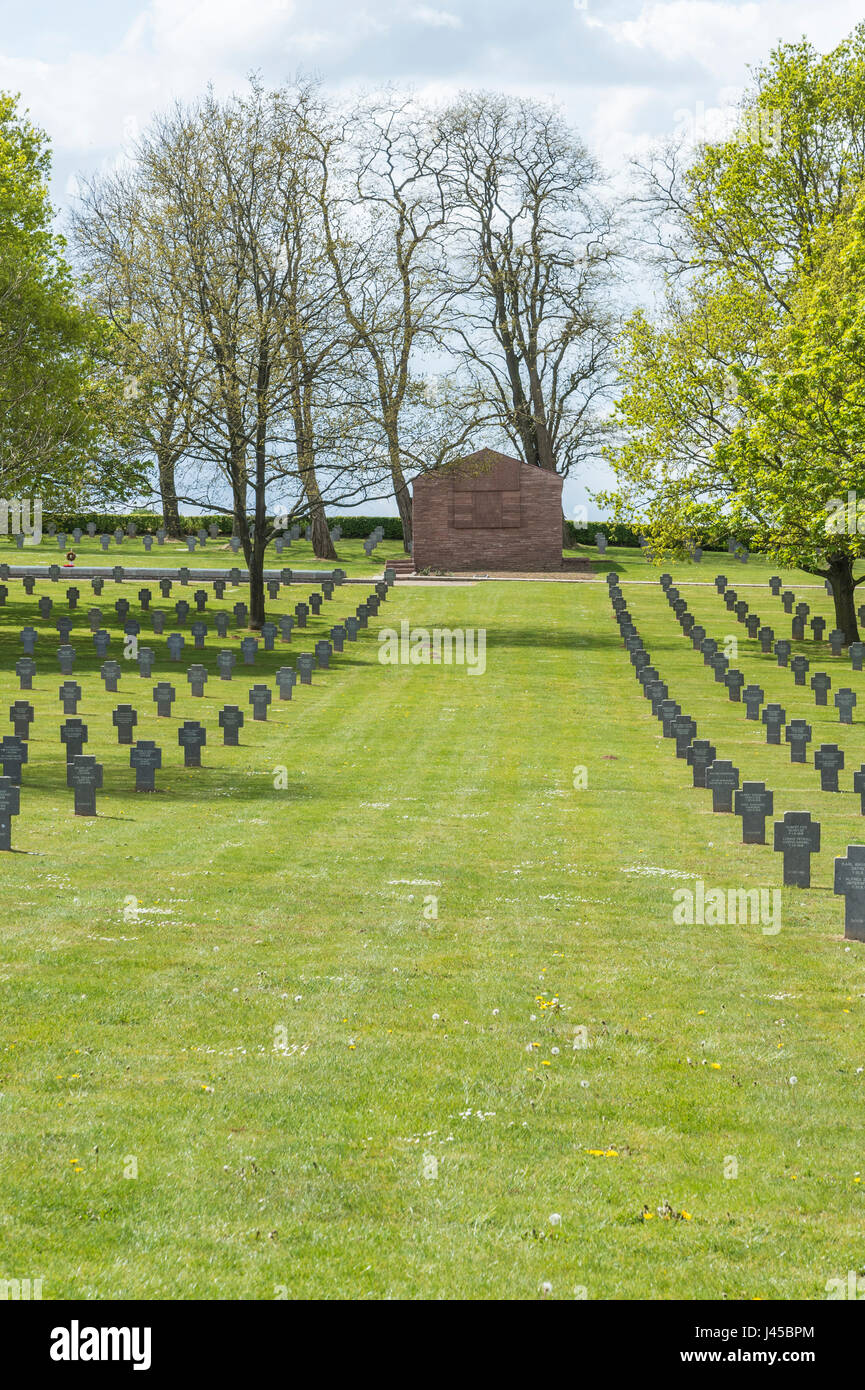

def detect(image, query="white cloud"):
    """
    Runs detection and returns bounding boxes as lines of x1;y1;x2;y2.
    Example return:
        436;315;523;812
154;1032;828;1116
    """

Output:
412;6;462;28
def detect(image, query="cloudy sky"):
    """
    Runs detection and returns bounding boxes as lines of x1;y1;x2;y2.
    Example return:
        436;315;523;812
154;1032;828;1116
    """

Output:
3;0;862;514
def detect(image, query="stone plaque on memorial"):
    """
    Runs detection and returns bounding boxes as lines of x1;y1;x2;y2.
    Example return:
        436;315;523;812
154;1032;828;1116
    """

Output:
68;754;102;816
112;704;138;744
762;703;786;744
178;720;206;767
815;742;844;791
219;706;244;745
774;811;820;887
152;682;176;717
60;717;87;761
785;719;812;763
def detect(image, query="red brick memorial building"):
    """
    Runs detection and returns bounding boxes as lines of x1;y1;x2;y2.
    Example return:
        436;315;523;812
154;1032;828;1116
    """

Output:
411;449;564;572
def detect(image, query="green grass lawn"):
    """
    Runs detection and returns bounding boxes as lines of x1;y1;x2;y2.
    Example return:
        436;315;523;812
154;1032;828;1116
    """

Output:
1;570;863;1299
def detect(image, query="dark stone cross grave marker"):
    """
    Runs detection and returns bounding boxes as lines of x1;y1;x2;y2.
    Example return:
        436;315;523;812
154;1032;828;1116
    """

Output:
57;643;76;675
774;811;820;887
762;703;786;744
213;579;226;599
724;669;744;701
215;612;229;638
191;621;208;649
137;647;155;678
219;706;244;746
217;650;235;681
672;714;697;758
686;739;716;787
815;743;845;791
166;633;184;662
658;699;681;737
178;721;206;767
811;672;832;706
309;592;322;615
175;600;190;626
16;658;36;690
115;597;130;620
240;636;258;665
112;705;138;744
68;755;102;816
294;602;309;628
315;640;332;669
22;577;35;595
59;680;81;714
101;660;122;693
297;653;314;685
66;586;79;610
344;617;359;642
701;637;717;665
849;641;865;671
151;611;166;635
774;639;791;667
112;566;124;584
278;615;294;642
20;627;38;655
781;591;794;613
356;604;369;628
791;616;805;641
249;684;272;721
758;626;774;653
790;655;809;686
266;580;280;600
834;846;865;941
715;575;728;593
785;719;812;763
710;652;729;683
769;576;782;596
811;616;826;642
0;736;27;784
690;625;705;650
153;682;176;718
734;781;774;844
260;622;277;651
57;617;73;642
745;614;760;639
855;766;865;815
10;700;34;740
60;717;88;761
37;597;52;621
0;775;21;850
275;667;296;700
142;535;153;552
187;665;208;697
829;629;846;656
835;688;857;724
91;577;104;596
280;568;293;586
795;601;810;620
330;625;345;652
93;630;111;658
87;608;102;632
233;602;248;628
194;589;208;612
159;578;173;598
705;759;740;812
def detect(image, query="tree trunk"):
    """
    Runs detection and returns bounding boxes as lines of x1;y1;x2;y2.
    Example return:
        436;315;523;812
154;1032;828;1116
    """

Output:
309;497;337;560
827;554;860;645
157;451;182;538
392;463;413;552
248;544;265;631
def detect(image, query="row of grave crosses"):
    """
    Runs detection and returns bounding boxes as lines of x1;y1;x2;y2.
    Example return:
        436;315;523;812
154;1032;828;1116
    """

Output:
4;519;333;552
607;573;865;942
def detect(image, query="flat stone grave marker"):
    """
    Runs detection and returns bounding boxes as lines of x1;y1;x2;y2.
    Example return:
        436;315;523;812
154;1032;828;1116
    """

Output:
66;587;79;609
187;664;208;697
60;717;87;760
59;680;81;713
219;706;244;745
785;719;812;763
294;602;309;627
309;593;322;615
297;653;314;685
137;647;155;678
233;602;248;627
829;629;846;656
260;622;277;650
191;621;208;649
344;617;359;642
0;735;27;784
774;811;820;886
734;781;774;844
112;704;138;744
781;591;794;613
178;721;206;767
849;641;865;671
275;667;296;700
854;766;865;815
686;739;716;787
57;643;76;675
834;846;865;941
10;700;34;740
705;759;739;812
790;654;809;685
213;579;226;599
101;660;122;692
811;672;831;705
0;775;21;850
710;652;729;683
159;578;172;598
835;688;857;723
724;669;744;701
240;637;258;665
811;616;826;641
16;657;36;690
762;703;786;744
672;714;697;758
151;611;166;635
93;635;113;665
815;742;845;791
215;612;229;637
774;639;791;666
769;576;782;595
68;754;102;816
658;698;681;737
330;625;345;652
91;577;104;595
153;682;175;717
249;684;272;720
217;650;235;680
